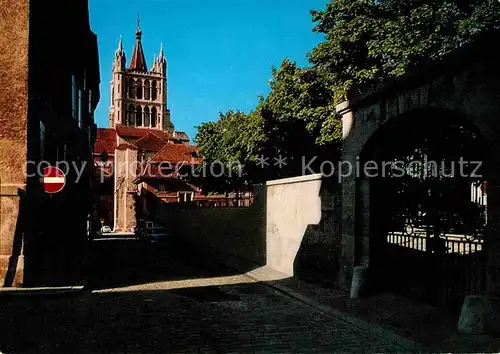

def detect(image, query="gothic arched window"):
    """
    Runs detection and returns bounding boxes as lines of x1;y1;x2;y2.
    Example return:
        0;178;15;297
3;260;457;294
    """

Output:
127;104;135;125
129;80;136;99
124;78;129;98
144;81;150;100
151;81;157;101
136;106;143;126
151;106;157;128
144;106;150;127
136;80;143;99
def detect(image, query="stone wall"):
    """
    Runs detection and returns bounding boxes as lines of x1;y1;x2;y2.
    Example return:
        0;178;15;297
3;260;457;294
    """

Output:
266;174;322;275
156;174;342;286
337;33;500;294
114;148;138;232
0;0;29;286
156;185;266;265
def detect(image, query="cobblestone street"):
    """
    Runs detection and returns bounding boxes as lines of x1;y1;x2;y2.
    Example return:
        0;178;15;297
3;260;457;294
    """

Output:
0;239;415;353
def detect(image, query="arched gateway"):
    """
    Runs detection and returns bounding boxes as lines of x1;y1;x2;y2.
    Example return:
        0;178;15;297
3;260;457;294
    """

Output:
364;108;488;309
336;31;500;317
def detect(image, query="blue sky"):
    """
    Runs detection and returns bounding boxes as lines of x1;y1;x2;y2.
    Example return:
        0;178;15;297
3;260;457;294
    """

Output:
88;0;329;141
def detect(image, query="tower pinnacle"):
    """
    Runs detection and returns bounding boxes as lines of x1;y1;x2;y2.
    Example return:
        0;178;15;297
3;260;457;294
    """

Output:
116;35;123;54
136;13;142;38
129;15;147;71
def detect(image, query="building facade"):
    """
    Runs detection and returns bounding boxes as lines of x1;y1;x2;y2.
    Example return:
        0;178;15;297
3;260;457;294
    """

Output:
94;22;201;232
94;20;254;232
109;19;174;133
0;0;100;286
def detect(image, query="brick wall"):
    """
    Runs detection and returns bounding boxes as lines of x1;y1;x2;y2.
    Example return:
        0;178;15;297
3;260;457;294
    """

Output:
0;0;29;286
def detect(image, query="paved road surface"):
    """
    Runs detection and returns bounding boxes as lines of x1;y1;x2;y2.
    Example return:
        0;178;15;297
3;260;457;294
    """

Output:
0;239;413;353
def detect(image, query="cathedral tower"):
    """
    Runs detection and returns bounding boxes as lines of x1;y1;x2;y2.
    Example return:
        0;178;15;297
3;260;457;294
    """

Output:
109;16;174;133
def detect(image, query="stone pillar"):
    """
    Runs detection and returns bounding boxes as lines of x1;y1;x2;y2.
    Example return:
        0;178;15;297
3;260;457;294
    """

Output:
0;185;26;287
359;178;370;267
486;179;500;297
340;178;356;289
350;265;368;299
337;101;358;290
114;148;138;232
458;295;500;335
458;154;500;334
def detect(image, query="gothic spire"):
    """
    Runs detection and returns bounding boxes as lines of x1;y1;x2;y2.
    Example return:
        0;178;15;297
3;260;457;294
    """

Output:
113;34;126;71
115;35;123;55
159;42;164;58
158;42;166;66
136;13;141;37
129;14;147;72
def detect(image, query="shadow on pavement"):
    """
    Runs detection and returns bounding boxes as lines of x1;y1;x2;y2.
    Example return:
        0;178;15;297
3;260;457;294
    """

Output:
84;238;260;291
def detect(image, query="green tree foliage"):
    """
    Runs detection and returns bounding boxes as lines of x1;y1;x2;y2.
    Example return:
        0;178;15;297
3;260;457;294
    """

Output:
259;59;341;177
309;0;500;101
193;110;265;192
195;0;500;190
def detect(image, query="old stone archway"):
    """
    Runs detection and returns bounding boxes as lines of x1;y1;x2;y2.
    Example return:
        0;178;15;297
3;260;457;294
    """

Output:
336;31;500;314
362;108;488;309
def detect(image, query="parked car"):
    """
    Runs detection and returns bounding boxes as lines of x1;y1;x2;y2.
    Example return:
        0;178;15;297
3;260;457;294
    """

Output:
101;225;112;233
135;221;169;243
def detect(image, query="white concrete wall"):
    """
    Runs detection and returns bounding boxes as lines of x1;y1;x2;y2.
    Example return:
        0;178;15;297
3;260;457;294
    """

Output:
157;174;328;277
266;174;323;276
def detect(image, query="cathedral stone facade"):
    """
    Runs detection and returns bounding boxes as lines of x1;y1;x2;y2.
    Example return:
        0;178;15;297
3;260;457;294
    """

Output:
109;20;174;133
94;20;202;232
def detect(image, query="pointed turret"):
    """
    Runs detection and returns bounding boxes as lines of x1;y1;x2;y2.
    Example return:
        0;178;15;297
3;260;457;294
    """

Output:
129;14;148;72
157;42;167;75
116;35;123;55
158;42;164;60
113;35;126;71
151;53;157;72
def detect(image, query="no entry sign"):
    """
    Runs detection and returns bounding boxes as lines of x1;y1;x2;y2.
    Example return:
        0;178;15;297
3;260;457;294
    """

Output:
42;166;66;193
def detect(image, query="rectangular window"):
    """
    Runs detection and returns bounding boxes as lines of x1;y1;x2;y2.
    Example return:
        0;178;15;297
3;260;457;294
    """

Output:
78;89;83;126
71;75;77;119
40;121;45;160
178;191;194;203
88;91;92;114
62;144;67;161
88;122;93;143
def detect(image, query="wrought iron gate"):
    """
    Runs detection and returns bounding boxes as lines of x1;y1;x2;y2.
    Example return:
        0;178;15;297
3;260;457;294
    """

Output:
368;119;487;310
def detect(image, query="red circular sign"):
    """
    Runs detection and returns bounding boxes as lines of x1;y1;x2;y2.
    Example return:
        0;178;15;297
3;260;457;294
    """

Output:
43;166;66;193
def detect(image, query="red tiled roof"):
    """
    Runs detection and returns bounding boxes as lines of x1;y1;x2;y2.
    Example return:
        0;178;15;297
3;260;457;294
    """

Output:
129;30;147;72
116;143;138;150
115;124;173;141
141;178;200;192
134;162;176;179
134;133;168;152
149;143;202;164
94;128;117;155
173;131;190;141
